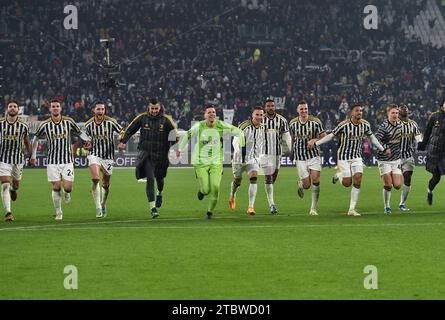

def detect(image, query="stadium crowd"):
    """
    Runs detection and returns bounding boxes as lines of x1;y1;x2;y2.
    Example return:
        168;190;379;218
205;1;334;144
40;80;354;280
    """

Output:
1;0;445;136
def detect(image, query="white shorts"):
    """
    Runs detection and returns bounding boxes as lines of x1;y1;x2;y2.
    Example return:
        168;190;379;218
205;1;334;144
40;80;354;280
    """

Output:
88;155;114;175
232;158;260;178
260;155;281;176
47;163;75;182
378;160;402;176
400;157;415;173
0;162;24;181
337;158;364;178
296;157;322;180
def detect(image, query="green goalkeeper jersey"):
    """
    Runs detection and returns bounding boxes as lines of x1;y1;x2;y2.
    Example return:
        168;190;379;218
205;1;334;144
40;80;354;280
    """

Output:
179;120;245;167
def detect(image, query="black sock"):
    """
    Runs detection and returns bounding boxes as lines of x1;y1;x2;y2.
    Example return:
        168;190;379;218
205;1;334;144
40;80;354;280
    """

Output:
428;169;441;192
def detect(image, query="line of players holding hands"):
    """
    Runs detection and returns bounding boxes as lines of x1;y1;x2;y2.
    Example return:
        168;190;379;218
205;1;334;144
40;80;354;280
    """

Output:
0;96;429;221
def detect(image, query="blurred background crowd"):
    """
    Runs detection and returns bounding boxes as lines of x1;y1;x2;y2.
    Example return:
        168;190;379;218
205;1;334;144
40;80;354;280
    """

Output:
2;0;445;160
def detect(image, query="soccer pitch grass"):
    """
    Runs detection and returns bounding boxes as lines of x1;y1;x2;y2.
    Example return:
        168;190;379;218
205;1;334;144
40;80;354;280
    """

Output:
1;166;445;300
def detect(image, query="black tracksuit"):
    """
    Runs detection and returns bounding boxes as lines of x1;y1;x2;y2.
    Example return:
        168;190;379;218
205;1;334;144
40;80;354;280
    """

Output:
120;111;178;202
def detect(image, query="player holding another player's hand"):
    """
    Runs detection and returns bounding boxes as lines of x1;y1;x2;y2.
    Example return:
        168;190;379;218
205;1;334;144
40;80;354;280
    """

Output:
307;139;317;150
118;142;126;151
83;141;92;150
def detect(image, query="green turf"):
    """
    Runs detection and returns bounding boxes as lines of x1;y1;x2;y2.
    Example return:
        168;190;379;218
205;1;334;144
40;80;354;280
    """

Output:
1;166;445;299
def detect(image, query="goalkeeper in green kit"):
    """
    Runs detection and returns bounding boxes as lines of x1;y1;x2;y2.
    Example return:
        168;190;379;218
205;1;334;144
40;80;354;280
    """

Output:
177;105;245;219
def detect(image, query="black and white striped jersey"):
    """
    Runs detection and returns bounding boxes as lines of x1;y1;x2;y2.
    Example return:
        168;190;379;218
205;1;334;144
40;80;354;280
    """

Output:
400;119;421;159
262;113;289;156
35;116;81;165
332;118;373;161
84;116;123;160
375;119;402;161
0;117;29;164
238;119;265;163
289;115;325;161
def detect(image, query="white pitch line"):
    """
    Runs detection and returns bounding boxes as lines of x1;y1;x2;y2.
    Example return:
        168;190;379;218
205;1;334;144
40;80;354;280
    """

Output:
0;221;443;232
0;210;442;232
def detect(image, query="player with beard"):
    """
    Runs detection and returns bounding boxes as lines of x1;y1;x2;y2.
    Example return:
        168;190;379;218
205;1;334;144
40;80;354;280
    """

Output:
418;99;445;205
309;104;388;216
0;100;35;221
289;101;326;215
229;106;265;215
119;98;178;218
84;101;123;218
262;97;292;214
398;104;422;211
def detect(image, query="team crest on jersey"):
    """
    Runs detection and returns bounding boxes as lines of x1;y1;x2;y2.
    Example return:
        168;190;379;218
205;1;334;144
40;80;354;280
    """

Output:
144;124;150;130
159;124;164;131
434;121;440;127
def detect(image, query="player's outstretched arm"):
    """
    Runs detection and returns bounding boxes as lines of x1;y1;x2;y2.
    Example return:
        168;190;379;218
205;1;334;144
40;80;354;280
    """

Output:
24;135;35;167
369;134;388;154
119;114;143;149
178;122;200;155
309;133;334;149
232;126;246;148
30;136;40;161
282;131;292;154
221;121;246;148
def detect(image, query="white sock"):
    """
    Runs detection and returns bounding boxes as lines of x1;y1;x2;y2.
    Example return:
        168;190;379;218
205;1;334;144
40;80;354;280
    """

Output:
149;201;155;209
92;183;101;209
400;184;410;205
231;181;240;197
265;183;274;206
248;183;257;208
383;188;391;208
349;187;360;211
101;187;109;207
52;190;62;214
311;184;320;210
1;183;11;213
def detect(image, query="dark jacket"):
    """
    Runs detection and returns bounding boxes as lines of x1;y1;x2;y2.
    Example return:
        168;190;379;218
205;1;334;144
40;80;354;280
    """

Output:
418;108;445;173
120;111;178;162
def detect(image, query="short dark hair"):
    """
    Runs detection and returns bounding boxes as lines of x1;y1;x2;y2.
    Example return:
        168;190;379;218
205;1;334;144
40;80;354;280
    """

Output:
205;104;215;111
297;100;308;106
265;96;274;103
350;103;361;110
7;100;19;107
252;106;264;112
399;103;409;114
95;100;106;106
149;97;159;105
50;98;61;104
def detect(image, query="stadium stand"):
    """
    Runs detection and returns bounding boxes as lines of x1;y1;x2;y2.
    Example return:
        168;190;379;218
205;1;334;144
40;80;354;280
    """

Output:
1;0;444;137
